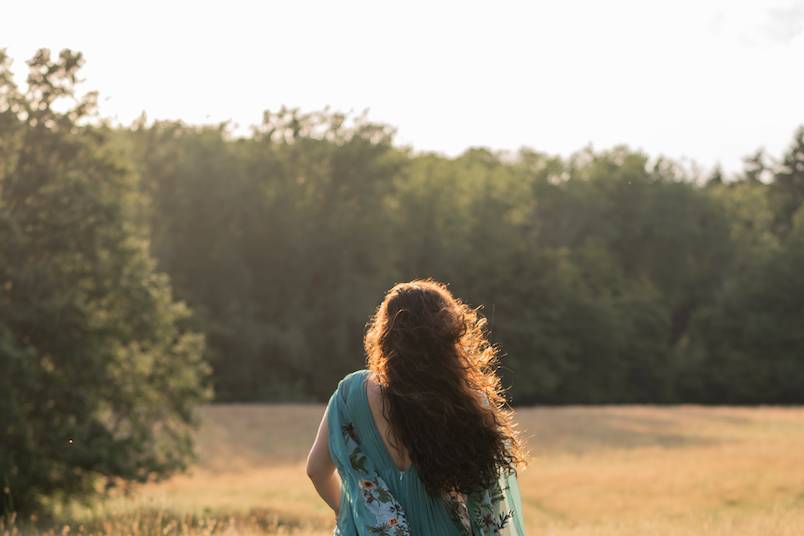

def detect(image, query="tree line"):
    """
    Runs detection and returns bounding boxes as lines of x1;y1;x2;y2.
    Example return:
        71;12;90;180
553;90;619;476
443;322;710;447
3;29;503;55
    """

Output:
119;105;804;406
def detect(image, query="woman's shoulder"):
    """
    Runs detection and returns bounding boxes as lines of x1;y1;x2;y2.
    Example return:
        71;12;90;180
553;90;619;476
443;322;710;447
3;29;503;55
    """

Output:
339;368;370;385
334;369;370;400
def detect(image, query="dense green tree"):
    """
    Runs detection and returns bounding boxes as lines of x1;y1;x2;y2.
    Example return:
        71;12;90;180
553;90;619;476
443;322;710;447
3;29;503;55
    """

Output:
0;49;210;514
678;136;804;403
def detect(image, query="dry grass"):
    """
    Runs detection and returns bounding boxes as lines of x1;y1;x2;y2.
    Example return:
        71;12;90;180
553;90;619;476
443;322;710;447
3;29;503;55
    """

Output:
5;404;804;535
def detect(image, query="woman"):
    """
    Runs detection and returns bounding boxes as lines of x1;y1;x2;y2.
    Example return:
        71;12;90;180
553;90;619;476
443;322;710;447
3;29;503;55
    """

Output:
306;278;527;535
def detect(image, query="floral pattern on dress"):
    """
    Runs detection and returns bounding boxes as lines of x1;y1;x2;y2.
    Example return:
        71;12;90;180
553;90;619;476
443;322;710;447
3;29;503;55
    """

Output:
442;470;518;535
341;422;411;536
442;488;472;535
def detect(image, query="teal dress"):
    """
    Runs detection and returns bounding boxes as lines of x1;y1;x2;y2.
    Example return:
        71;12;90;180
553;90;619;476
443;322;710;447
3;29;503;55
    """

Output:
326;369;526;535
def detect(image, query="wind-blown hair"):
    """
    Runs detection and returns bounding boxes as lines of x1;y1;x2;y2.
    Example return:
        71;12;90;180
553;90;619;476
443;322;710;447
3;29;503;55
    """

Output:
364;278;527;498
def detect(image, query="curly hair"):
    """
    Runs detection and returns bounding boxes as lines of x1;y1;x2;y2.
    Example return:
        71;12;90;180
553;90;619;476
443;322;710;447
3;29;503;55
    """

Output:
364;278;527;498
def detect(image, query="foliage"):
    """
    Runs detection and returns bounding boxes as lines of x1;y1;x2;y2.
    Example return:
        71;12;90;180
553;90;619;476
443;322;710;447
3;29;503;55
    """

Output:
0;49;211;514
111;102;804;405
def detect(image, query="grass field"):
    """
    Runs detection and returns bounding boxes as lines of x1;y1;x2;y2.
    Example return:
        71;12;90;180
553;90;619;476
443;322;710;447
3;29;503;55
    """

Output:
5;404;804;535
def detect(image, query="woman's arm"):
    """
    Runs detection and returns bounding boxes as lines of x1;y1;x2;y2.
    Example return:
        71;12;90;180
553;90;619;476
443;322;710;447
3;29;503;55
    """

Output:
306;405;342;513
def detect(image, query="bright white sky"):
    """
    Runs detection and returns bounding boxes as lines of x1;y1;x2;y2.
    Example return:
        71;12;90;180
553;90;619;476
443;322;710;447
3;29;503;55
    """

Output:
3;0;804;175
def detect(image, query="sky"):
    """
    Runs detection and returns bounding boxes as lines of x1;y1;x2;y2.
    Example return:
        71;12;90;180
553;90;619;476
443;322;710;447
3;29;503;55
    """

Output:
3;0;804;175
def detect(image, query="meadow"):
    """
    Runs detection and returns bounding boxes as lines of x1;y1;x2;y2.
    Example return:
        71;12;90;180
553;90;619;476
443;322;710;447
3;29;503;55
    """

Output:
5;404;804;535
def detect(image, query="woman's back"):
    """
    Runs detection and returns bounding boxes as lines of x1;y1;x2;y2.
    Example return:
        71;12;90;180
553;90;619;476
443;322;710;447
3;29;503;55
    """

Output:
331;369;463;534
365;370;412;472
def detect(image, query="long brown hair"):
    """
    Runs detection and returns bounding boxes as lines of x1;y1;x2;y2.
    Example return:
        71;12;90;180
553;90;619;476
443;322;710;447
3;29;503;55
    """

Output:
364;278;527;498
